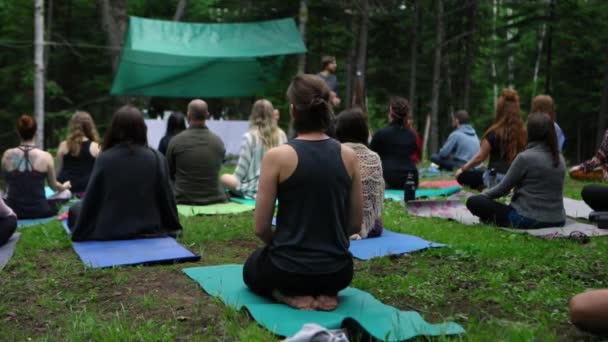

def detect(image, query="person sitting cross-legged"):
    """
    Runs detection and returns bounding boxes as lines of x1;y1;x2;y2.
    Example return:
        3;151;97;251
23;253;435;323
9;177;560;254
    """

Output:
69;106;182;241
466;112;566;229
2;115;71;219
570;128;608;182
430;110;480;171
220;99;287;199
335;107;384;239
243;74;363;311
166;99;227;205
0;197;17;247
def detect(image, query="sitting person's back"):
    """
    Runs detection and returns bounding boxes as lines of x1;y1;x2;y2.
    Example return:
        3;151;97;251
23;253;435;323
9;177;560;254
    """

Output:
336;108;384;239
370;96;420;189
243;74;362;311
70;106;181;241
431;110;480;171
2;115;71;219
167;99;226;205
56;111;100;194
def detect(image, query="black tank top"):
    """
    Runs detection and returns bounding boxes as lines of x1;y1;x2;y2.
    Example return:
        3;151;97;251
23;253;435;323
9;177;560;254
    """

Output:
58;141;95;193
4;146;55;219
269;139;352;274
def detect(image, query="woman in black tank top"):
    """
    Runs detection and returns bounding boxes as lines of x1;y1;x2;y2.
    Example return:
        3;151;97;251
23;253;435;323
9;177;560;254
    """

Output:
243;74;363;311
56;111;101;194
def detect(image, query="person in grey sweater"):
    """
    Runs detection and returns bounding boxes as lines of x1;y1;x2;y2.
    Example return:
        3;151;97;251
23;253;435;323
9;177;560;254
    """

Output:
431;110;480;171
466;112;566;228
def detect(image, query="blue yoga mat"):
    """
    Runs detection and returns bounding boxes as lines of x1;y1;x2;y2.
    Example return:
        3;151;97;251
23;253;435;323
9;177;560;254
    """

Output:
60;219;200;268
183;265;464;341
17;216;56;228
349;229;444;260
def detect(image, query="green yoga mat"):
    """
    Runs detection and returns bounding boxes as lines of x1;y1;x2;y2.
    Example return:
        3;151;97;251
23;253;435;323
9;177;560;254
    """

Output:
177;202;254;216
230;197;257;206
183;265;464;341
385;186;461;202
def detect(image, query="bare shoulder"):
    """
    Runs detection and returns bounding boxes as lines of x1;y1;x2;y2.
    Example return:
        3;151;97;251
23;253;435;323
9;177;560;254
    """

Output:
266;144;295;160
340;144;359;176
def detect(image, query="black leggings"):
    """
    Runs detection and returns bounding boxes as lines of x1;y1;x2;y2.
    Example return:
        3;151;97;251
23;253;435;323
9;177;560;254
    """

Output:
466;195;512;227
243;247;353;298
582;184;608;212
0;216;17;247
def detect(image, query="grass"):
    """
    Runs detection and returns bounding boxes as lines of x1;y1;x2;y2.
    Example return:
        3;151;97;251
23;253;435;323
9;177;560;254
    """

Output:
1;174;606;341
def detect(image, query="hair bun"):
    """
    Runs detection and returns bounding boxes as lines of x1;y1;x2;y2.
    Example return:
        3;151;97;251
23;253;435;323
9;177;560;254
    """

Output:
501;88;518;102
309;96;327;109
18;115;34;128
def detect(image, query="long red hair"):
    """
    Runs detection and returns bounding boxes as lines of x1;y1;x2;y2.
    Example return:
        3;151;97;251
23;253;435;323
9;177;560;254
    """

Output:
483;88;527;163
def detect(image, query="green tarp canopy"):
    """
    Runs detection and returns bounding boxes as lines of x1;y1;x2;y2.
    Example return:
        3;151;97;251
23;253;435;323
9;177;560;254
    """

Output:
110;16;306;98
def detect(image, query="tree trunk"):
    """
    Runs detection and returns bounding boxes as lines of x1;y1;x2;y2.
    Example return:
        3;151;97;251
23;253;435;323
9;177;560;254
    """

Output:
345;7;359;109
429;0;444;155
462;0;476;112
532;23;546;96
173;0;187;21
98;0;127;72
492;0;498;104
597;50;608;147
409;0;418;115
297;0;308;74
34;0;45;148
355;0;369;106
506;7;514;88
544;0;555;94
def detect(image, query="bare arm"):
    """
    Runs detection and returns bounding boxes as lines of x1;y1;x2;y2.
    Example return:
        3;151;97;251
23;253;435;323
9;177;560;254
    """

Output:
55;141;67;175
45;153;70;191
89;141;101;158
342;146;363;235
253;148;281;245
460;138;491;172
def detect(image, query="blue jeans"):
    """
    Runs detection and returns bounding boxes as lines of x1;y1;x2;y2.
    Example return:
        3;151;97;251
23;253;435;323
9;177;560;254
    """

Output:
507;210;565;229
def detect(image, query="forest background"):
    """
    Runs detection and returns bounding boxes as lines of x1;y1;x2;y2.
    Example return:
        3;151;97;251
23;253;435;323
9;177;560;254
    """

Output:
0;0;607;163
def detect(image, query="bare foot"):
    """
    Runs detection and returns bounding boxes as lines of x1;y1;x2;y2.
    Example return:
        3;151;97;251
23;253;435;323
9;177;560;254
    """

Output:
272;290;316;310
315;295;338;311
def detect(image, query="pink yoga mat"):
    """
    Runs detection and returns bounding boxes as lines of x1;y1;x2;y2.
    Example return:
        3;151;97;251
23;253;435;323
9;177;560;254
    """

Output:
418;180;460;189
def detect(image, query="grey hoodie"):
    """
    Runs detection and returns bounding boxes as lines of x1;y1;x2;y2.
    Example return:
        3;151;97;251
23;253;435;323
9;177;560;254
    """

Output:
438;124;480;165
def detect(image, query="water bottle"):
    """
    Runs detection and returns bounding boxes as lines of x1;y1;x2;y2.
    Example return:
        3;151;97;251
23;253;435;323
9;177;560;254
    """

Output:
403;172;417;202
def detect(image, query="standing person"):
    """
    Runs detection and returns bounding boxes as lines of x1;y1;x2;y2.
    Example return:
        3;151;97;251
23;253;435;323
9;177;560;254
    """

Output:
466;113;565;229
430;110;480;171
166;99;227;205
55;111;101;195
243;74;363;311
335;108;384;239
220;99;287;199
455;88;527;190
530;95;565;151
370;96;421;189
69;105;181;241
157;111;186;155
317;55;341;107
0;198;17;247
2;115;71;219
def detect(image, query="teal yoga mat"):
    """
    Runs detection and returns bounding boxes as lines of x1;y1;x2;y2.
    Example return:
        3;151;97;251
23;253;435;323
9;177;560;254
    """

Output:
230;197;256;206
385;186;461;202
183;264;464;341
177;202;254;216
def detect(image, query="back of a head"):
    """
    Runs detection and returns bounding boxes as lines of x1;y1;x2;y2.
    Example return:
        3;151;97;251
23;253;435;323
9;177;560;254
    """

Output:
166;111;186;136
188;99;208;122
528;112;560;167
335;107;369;145
17;115;37;141
103;105;147;151
321;56;335;71
249;99;280;149
287;74;332;134
389;96;411;126
486;88;526;162
67;111;99;155
531;95;555;121
453;110;469;125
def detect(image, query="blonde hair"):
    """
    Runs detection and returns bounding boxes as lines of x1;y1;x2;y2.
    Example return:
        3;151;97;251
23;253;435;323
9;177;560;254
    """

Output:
66;111;99;156
249;99;281;150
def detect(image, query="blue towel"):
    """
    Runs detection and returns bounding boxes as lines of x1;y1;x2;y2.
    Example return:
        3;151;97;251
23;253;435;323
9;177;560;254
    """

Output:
349;229;444;260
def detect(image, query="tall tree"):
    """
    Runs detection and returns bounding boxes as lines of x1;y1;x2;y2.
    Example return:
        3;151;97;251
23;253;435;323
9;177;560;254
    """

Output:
297;0;308;73
173;0;187;21
544;0;555;94
462;0;476;112
355;0;369;105
429;0;444;154
598;48;608;146
98;0;127;72
409;0;418;115
345;8;359;109
34;0;45;148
